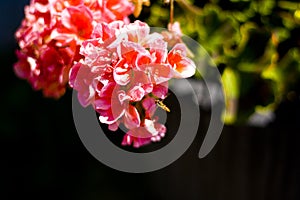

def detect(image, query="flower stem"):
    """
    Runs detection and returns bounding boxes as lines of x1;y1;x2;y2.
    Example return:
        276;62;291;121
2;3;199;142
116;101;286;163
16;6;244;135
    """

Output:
170;0;174;25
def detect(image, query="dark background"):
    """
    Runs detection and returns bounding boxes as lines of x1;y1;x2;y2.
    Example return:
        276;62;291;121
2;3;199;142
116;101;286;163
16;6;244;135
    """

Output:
1;0;300;199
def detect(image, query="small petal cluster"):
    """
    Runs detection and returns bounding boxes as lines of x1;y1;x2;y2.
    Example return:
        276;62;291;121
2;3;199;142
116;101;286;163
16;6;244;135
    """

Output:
14;0;134;98
70;20;196;147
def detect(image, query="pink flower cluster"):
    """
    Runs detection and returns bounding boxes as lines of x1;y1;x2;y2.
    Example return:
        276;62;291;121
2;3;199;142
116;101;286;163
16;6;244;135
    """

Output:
14;0;196;147
14;0;134;98
70;20;196;147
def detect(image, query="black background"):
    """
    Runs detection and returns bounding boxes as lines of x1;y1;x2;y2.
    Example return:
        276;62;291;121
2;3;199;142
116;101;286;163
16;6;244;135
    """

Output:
1;1;300;199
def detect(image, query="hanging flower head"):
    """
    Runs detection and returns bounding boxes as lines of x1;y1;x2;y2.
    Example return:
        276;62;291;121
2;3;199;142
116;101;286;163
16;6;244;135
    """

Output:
70;20;196;147
14;0;134;98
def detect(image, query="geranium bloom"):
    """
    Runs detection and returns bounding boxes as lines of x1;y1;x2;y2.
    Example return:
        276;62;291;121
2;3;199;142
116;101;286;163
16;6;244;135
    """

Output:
70;20;196;147
14;0;134;98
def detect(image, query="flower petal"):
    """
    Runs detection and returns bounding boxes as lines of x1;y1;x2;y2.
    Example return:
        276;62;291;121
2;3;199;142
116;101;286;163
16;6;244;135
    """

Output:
124;104;141;129
60;5;94;39
152;82;168;99
168;43;196;78
113;59;132;86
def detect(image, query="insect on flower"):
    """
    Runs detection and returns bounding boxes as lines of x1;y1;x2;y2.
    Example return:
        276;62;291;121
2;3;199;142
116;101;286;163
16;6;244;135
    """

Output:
155;99;170;112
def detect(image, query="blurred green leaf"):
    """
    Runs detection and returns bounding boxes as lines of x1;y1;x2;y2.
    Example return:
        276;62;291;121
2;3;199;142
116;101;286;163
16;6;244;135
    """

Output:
148;0;300;125
222;67;240;124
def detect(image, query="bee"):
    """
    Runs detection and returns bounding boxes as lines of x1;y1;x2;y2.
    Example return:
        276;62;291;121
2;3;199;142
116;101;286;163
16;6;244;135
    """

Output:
155;99;170;112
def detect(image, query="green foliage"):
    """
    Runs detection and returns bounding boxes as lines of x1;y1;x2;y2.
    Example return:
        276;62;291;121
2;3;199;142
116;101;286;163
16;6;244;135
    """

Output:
144;0;300;124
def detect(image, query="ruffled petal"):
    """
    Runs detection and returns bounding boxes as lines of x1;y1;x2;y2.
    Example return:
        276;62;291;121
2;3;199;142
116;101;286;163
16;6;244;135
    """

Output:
168;43;196;78
123;104;141;129
152;82;168;99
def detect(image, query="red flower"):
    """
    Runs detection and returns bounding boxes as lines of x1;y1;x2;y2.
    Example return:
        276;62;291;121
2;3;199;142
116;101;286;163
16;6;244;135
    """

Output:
70;20;196;147
59;5;94;39
14;0;134;98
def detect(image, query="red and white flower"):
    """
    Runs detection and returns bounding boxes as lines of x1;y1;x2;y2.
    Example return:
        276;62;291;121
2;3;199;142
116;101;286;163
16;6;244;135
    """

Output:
15;1;196;148
14;0;134;98
70;20;196;147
